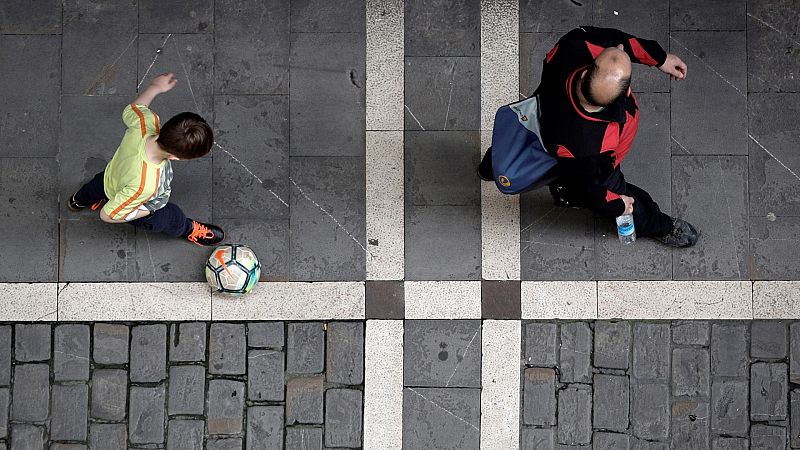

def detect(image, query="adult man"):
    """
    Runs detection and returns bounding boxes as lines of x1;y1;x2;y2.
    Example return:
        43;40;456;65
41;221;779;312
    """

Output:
480;26;699;247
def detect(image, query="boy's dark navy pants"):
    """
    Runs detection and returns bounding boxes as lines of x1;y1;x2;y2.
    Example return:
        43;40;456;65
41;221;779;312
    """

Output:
75;171;193;238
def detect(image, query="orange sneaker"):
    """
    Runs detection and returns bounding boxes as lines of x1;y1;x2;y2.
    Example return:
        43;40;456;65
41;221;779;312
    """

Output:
186;220;224;246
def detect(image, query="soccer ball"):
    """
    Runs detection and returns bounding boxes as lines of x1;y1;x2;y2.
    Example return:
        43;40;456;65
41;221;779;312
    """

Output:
205;244;261;295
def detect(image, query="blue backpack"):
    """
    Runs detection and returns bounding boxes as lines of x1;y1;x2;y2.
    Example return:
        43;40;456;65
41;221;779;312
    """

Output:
490;96;559;194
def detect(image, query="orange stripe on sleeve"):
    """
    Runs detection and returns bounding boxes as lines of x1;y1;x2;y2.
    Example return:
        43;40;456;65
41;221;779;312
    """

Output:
110;163;148;219
130;104;147;137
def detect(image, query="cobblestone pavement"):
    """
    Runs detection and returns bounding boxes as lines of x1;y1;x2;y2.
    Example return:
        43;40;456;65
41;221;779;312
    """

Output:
0;322;364;449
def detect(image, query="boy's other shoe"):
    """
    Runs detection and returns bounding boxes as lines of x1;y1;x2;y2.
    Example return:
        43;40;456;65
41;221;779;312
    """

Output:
67;194;86;212
186;220;224;246
656;217;700;248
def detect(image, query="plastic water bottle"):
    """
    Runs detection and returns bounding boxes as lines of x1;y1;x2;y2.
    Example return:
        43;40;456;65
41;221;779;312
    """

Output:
616;214;636;245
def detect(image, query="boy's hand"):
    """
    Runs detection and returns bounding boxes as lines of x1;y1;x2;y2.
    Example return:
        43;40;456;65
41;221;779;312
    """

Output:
151;73;178;93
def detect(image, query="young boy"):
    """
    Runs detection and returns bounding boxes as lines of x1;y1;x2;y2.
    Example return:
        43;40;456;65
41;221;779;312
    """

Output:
68;73;224;246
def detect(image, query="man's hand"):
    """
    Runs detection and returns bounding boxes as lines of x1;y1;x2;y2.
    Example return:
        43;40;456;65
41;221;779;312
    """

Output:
151;72;178;93
620;195;635;215
658;53;688;80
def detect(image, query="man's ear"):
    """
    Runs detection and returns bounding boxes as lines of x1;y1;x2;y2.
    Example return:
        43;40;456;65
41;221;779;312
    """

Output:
169;156;180;161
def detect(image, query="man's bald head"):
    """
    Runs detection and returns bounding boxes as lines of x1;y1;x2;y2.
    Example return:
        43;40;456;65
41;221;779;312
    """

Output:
581;46;632;106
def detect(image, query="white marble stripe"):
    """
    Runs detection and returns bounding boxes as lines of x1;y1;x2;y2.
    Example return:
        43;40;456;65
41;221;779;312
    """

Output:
405;281;482;319
753;281;800;319
480;0;520;280
0;283;58;321
598;281;753;319
211;282;365;320
363;320;404;449
480;320;521;450
58;282;211;321
522;281;598;319
366;0;405;280
366;131;404;280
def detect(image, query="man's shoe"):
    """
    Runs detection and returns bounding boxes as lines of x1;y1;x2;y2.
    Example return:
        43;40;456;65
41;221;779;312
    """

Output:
477;166;493;182
67;194;85;212
655;218;700;248
186;220;225;246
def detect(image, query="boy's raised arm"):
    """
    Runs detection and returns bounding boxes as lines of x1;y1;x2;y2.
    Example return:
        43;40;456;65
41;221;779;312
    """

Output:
133;72;178;107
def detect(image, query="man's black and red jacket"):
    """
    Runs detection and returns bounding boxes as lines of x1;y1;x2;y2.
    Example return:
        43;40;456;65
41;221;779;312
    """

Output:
536;26;668;214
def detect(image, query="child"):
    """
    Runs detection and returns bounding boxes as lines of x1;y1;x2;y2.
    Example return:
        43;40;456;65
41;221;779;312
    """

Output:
68;73;224;246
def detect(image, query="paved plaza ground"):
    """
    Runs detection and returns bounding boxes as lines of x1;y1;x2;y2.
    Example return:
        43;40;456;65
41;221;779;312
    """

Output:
1;0;800;448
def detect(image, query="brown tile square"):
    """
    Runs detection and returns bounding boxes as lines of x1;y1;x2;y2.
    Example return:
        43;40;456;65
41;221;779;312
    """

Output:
481;280;521;319
365;281;404;319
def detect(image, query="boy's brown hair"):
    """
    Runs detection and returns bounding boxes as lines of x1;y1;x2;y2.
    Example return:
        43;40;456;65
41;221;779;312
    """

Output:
157;112;213;159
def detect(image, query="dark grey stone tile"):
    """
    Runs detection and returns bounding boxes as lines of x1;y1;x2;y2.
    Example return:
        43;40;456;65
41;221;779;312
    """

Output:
0;0;60;33
594;1;669;93
792;323;800;384
130;324;167;383
558;384;592;445
207;379;245;435
521;427;555;449
405;131;480;206
285;375;323;425
594;432;630;450
60;219;137;282
0;327;9;386
750;424;787;449
670;0;745;30
671;348;710;397
325;389;363;447
51;384;88;441
711;380;748;436
51;443;87;450
481;280;521;320
209;323;246;375
214;0;290;94
405;204;481;280
207;438;242;450
91;369;127;421
54;324;90;381
752;320;788;360
167;365;205;416
520;189;595;280
11;364;49;422
94;323;129;365
793;390;800;448
213;218;288;281
594;321;631;369
672;321;709;346
0;388;7;439
594;374;629;432
169;323;205;362
247;322;284;349
633;323;670;380
594;218;672;280
213;95;289;220
404;58;480;131
670;400;709;450
286;427;323;449
630;437;669;450
523;368;556;426
289;157;365;281
58;95;130;219
525;323;558;367
747;4;800;93
519;0;593;33
167;420;204;450
62;0;137;95
712;437;747;450
129;385;166;445
326;322;364;385
0;36;60;156
748;93;800;216
248;349;284;402
750;216;800;280
139;0;213;33
10;424;44;450
710;323;748;377
287;322;325;374
14;324;51;362
89;424;127;450
750;362;788;421
290;32;365;156
672;156;748;280
520;32;561;96
404;320;481;388
0;158;58;282
630;381;669;441
291;0;365;32
365;281;405;319
560;322;592;383
136;33;215;123
247;406;284;449
405;0;479;56
669;32;747;155
402;387;480;450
